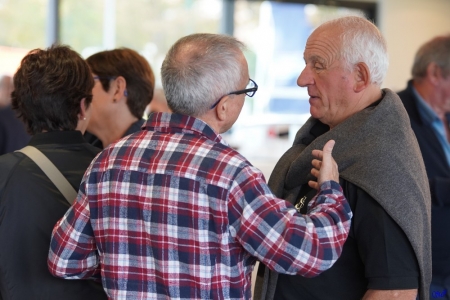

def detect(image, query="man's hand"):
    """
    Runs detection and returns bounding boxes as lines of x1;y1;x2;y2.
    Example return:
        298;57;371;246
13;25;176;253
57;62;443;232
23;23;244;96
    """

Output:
308;140;339;190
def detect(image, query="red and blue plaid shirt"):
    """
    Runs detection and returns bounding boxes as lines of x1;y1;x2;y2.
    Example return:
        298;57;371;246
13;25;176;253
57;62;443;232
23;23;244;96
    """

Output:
48;113;351;299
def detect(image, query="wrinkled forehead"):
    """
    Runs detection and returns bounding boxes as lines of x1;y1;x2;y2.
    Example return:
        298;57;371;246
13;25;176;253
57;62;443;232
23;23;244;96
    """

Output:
304;25;343;61
308;23;344;48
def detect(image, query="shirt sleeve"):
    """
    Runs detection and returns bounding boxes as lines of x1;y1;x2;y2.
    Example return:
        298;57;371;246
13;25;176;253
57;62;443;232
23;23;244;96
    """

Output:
348;181;419;290
47;178;101;280
227;165;352;278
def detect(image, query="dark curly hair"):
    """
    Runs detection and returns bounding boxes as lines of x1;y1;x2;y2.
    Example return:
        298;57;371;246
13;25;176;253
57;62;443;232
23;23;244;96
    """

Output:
11;45;94;135
86;48;155;119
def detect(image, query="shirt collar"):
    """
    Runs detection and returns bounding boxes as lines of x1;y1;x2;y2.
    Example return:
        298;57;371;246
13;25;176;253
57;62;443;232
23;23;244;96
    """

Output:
125;119;146;137
143;112;228;146
411;85;440;124
28;130;87;147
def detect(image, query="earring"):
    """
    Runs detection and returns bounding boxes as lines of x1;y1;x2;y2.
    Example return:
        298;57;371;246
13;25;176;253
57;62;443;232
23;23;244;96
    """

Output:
83;117;86;120
113;99;117;103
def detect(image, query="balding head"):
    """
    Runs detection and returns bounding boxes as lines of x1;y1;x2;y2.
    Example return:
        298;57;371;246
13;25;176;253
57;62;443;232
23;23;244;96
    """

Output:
161;33;246;117
317;16;388;86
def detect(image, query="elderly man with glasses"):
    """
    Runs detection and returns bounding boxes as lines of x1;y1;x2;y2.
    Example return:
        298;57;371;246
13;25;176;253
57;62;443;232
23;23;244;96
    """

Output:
48;33;352;300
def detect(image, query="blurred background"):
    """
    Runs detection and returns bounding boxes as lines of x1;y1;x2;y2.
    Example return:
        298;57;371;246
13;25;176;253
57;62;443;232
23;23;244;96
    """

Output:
1;0;449;178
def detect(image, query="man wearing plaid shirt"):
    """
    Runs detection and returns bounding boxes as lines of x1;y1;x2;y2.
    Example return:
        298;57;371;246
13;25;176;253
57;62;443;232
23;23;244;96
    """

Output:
48;34;352;300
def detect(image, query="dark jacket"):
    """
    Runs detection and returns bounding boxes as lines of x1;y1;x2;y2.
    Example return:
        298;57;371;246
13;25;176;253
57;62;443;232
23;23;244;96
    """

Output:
398;81;450;277
0;131;107;300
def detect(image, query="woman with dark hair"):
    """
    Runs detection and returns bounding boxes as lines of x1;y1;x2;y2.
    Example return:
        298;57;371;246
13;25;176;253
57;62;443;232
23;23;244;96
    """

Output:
84;48;155;148
0;45;107;299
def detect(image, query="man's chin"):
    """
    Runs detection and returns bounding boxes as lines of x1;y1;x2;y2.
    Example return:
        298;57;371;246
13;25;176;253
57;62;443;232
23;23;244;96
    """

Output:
309;109;322;120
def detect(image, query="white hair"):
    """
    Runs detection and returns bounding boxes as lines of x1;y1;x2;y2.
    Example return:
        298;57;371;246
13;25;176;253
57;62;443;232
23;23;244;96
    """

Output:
161;33;246;117
320;16;389;86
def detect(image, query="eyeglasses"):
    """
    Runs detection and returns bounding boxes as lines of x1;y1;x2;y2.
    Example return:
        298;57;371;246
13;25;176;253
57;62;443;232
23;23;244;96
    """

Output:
210;78;258;109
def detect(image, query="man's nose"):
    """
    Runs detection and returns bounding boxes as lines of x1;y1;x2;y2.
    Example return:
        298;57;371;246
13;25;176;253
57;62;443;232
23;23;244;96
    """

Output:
297;66;313;87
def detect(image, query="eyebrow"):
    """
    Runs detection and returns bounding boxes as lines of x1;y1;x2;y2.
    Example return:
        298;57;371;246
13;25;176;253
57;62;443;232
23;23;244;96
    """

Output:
305;55;326;64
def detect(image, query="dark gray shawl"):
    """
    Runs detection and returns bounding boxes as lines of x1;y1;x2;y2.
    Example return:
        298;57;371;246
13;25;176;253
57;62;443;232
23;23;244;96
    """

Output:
256;89;431;300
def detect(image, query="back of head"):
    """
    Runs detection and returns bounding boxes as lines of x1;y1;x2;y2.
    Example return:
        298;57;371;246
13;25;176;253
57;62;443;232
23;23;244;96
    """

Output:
86;48;155;119
12;45;94;135
319;16;389;86
161;33;246;117
412;35;450;80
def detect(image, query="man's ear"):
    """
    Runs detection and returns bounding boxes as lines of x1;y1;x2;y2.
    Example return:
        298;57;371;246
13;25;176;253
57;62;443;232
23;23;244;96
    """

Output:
214;95;230;121
113;76;127;101
426;62;441;86
353;62;370;93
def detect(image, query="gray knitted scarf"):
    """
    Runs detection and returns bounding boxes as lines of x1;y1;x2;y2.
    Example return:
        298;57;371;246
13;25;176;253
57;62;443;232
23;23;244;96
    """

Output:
257;89;431;300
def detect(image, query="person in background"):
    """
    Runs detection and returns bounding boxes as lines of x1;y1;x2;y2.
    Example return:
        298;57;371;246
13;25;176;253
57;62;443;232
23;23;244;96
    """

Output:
48;33;352;299
255;16;431;300
83;48;155;149
397;35;450;298
0;74;13;107
0;74;30;155
0;45;107;299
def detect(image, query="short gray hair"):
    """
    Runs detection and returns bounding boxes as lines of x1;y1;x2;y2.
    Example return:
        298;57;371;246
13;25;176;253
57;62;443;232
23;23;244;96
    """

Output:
412;35;450;80
161;33;246;117
319;16;389;86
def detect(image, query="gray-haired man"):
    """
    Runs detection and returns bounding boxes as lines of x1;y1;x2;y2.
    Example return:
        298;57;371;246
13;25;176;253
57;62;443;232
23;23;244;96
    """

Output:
48;33;352;299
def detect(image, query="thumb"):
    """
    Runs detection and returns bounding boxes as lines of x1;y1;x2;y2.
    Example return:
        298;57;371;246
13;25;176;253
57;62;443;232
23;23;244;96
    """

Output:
323;140;336;159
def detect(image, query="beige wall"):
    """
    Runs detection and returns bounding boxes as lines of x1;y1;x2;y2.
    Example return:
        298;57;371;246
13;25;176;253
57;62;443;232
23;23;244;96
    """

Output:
378;0;450;91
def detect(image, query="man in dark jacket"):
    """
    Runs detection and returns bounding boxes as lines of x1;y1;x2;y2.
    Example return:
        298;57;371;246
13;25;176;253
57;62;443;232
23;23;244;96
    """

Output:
398;35;450;299
0;46;107;299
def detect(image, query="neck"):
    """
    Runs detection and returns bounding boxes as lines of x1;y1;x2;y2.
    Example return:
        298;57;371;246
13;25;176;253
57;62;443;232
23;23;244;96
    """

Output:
197;113;222;134
90;111;138;147
362;85;383;107
413;80;447;121
329;86;382;129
